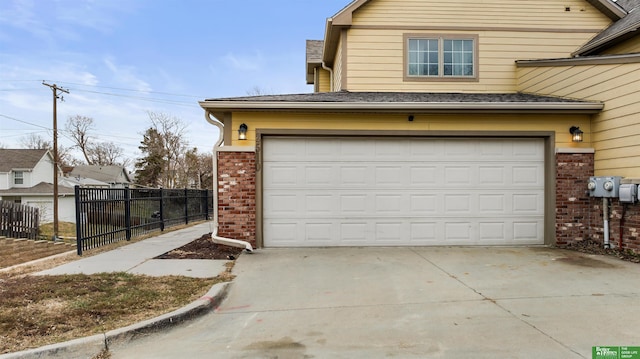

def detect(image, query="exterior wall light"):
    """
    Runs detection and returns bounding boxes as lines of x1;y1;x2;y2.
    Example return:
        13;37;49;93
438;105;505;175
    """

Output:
570;126;583;143
238;123;248;140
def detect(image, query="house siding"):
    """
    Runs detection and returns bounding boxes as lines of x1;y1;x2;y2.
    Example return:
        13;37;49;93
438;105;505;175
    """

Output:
601;37;640;55
345;28;606;92
351;0;611;29
316;68;331;93
517;62;640;177
338;0;611;92
31;154;54;185
334;35;345;91
227;112;591;148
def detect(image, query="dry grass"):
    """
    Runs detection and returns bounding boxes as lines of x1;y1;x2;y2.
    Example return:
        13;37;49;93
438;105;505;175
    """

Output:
0;222;232;355
0;271;223;354
38;221;77;242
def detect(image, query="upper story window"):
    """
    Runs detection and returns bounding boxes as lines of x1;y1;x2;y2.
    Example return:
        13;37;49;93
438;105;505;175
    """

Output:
13;171;24;185
404;34;479;82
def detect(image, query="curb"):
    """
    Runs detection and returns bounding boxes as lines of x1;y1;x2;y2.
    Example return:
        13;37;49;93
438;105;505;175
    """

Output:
0;251;77;273
0;282;232;359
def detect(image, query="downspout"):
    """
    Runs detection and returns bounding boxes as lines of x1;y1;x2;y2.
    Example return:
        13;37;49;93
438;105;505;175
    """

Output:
322;61;334;92
205;110;253;253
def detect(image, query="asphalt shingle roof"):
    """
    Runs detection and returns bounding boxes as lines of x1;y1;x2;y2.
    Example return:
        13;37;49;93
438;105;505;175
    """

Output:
0;182;74;195
69;165;131;184
206;91;590;104
576;0;640;55
0;149;49;172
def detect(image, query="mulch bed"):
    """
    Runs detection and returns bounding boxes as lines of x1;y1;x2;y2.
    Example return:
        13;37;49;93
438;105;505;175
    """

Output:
558;239;640;263
155;233;244;260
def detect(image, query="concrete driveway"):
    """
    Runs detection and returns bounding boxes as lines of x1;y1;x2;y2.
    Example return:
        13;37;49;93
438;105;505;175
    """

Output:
109;247;640;358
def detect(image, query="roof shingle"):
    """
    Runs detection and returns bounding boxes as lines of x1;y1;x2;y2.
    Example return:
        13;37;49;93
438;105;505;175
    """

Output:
0;149;49;173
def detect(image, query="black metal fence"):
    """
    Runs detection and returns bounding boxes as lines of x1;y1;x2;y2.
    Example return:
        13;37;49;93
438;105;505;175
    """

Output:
74;186;213;255
0;200;39;240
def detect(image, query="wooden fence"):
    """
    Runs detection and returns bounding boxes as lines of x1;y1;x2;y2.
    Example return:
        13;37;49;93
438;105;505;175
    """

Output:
0;200;40;240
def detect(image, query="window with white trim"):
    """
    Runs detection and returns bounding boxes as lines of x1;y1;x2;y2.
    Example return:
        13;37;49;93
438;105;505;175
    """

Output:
405;35;478;81
14;171;24;185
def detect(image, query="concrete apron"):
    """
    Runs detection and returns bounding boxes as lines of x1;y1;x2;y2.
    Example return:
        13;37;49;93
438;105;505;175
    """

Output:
109;247;640;359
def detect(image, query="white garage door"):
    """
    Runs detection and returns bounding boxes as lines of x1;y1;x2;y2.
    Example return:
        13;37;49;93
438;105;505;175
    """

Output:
263;137;545;247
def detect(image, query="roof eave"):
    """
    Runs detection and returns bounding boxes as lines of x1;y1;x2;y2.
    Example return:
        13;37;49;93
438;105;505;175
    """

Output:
199;101;604;115
585;0;627;20
573;26;640;56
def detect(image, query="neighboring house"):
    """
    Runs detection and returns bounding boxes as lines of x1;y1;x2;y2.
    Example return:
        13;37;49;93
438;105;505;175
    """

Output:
68;165;132;188
0;149;75;223
200;0;640;253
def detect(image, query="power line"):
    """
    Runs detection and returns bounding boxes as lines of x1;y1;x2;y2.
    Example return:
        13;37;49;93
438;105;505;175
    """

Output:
51;81;206;99
0;113;50;130
68;88;199;107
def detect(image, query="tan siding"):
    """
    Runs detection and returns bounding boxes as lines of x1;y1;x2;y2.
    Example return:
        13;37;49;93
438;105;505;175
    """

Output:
317;68;331;93
230;112;590;149
333;35;344;91
345;29;599;92
601;38;640;55
517;63;640;177
352;0;612;29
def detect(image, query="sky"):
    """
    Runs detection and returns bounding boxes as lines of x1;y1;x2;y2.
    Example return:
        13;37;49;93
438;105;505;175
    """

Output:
0;0;349;165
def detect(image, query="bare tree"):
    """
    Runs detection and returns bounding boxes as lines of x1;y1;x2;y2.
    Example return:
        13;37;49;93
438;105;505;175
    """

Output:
19;133;72;168
246;86;273;96
65;115;93;164
65;115;128;167
20;133;51;150
87;142;130;167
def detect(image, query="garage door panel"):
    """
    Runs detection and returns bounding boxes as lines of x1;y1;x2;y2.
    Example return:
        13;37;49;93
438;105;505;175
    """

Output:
263;137;545;247
513;221;543;242
265;190;543;219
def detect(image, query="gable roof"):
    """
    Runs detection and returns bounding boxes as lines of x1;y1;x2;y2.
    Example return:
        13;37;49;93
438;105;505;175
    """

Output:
306;40;324;84
321;0;633;63
200;92;603;121
575;0;640;55
0;149;50;172
69;165;132;184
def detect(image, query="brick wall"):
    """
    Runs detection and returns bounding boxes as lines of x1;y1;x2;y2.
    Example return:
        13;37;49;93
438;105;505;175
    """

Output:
555;152;593;246
556;151;640;254
590;198;640;253
216;151;256;247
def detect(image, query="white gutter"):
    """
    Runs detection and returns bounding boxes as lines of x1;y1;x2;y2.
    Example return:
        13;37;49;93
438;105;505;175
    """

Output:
321;61;334;92
204;110;253;253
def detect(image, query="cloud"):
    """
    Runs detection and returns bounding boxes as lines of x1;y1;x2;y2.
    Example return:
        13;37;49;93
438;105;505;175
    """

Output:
103;57;152;93
221;51;265;72
53;0;143;34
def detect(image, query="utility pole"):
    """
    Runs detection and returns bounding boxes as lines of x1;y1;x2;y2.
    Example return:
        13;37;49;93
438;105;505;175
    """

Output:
42;82;69;241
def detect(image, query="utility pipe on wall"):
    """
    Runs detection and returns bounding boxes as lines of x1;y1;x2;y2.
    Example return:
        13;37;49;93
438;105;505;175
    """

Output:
205;110;253;253
603;197;610;249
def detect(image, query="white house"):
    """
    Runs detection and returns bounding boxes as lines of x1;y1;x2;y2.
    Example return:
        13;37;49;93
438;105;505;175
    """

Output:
0;149;76;223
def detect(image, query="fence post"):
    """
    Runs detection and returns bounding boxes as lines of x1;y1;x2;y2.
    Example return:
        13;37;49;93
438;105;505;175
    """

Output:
203;189;209;221
184;188;189;225
75;186;83;255
125;186;131;241
160;188;165;231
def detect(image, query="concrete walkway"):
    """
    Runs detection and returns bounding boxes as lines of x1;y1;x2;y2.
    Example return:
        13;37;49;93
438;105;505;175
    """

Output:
106;246;640;358
37;222;227;278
